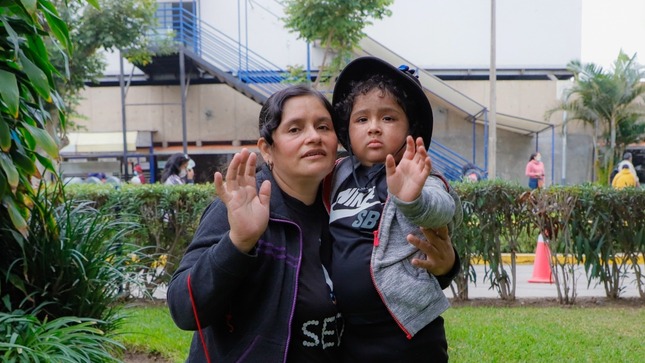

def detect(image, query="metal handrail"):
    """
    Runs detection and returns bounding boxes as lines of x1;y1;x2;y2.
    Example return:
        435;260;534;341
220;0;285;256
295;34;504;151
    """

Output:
151;5;289;98
149;4;486;181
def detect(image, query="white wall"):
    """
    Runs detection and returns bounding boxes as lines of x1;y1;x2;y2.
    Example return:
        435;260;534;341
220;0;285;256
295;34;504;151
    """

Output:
364;0;582;69
194;0;581;70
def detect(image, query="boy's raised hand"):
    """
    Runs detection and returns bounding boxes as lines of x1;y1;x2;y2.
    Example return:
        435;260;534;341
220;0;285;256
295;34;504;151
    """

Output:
214;148;271;253
385;136;432;202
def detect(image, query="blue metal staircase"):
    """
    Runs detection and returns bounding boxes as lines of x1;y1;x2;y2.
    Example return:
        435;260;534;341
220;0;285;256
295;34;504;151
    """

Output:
147;3;485;181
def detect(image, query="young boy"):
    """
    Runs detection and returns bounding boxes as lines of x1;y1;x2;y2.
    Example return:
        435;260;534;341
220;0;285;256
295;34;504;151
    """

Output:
325;56;462;362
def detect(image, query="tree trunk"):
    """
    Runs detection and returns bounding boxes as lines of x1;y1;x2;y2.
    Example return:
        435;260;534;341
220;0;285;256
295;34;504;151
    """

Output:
313;32;334;90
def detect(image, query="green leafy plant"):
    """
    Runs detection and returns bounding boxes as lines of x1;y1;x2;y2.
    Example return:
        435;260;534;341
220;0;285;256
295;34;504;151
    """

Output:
527;186;579;304
0;0;77;236
0;307;123;363
65;183;215;291
573;186;645;299
2;183;145;321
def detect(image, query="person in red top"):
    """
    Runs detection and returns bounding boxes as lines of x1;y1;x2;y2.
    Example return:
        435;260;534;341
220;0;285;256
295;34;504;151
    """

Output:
525;152;545;189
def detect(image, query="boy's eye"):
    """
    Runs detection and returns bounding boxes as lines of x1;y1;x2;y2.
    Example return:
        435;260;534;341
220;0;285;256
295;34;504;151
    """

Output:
355;117;368;123
383;116;395;122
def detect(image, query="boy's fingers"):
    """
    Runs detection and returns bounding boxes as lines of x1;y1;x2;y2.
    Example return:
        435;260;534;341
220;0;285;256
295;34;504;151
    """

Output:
385;154;396;176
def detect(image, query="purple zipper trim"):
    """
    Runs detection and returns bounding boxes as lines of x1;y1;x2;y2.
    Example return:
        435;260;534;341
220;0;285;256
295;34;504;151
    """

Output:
271;217;302;363
256;240;299;268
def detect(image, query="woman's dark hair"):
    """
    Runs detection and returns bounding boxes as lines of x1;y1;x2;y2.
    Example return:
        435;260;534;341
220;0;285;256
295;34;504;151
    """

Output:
334;74;419;151
161;153;190;183
529;152;538;162
258;85;334;145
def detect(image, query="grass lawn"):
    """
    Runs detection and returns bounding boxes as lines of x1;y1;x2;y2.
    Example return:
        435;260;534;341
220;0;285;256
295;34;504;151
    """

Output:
118;300;644;363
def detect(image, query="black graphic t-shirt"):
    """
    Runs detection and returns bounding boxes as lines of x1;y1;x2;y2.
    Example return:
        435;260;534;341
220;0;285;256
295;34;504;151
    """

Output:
284;191;342;363
329;164;391;323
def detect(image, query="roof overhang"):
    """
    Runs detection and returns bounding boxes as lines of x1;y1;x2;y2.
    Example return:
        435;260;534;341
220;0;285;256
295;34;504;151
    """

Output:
60;131;153;155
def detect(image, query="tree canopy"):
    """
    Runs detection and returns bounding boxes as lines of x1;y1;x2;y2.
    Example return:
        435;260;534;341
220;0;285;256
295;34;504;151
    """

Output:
49;0;157;140
548;51;645;183
283;0;393;89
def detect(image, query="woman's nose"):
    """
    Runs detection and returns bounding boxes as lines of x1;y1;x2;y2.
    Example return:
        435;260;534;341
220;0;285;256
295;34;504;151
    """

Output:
305;126;322;142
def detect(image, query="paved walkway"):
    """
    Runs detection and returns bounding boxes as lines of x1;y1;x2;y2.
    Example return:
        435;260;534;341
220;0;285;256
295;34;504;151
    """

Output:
450;263;643;299
150;261;644;300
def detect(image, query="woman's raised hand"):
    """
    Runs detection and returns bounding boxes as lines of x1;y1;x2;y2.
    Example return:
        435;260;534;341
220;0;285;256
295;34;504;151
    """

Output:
214;149;271;253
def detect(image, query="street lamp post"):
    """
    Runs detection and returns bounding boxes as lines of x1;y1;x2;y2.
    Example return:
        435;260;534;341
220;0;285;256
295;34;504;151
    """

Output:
488;0;497;179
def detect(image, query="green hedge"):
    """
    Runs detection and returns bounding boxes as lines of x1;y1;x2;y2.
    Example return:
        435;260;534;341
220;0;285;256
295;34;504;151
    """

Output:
66;183;214;290
452;180;645;302
66;181;645;303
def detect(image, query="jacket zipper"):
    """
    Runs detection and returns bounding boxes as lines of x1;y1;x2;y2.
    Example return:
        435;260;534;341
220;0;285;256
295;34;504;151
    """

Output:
273;218;303;363
369;200;413;340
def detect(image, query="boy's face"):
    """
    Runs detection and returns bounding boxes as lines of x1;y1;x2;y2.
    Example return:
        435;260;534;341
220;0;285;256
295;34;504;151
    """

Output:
348;88;409;167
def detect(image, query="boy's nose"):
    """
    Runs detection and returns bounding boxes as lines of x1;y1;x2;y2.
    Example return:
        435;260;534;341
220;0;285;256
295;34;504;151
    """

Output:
367;120;381;134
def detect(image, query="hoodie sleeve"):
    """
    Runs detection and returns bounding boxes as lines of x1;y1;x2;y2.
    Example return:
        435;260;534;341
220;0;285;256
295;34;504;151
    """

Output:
166;199;258;331
389;174;456;229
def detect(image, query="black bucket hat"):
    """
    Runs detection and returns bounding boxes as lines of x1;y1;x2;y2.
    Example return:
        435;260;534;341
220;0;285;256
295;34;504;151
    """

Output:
332;56;434;150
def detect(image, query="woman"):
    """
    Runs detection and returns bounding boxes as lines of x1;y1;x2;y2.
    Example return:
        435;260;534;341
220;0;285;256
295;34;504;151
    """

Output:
161;153;194;185
525;152;545;189
167;85;342;362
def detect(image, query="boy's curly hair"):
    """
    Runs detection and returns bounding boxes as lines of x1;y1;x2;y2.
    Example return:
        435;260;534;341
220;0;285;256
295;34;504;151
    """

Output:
334;74;422;151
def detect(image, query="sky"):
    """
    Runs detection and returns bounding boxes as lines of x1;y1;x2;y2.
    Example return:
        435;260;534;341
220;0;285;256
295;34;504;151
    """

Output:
582;0;645;69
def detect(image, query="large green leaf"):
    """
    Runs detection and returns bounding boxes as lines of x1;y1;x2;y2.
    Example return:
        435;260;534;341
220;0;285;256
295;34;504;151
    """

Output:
26;34;58;81
0;166;7;197
22;123;58;159
0;119;10;152
2;195;28;237
20;0;37;14
34;151;55;174
11;148;39;177
38;0;71;52
1;18;20;60
86;0;100;8
0;152;19;191
18;52;51;102
0;70;20;118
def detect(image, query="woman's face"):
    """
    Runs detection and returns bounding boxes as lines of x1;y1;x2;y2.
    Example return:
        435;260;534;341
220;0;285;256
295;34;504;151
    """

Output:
260;94;338;187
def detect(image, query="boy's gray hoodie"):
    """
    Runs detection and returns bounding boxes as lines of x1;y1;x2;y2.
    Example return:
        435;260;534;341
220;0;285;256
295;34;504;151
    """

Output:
326;157;462;338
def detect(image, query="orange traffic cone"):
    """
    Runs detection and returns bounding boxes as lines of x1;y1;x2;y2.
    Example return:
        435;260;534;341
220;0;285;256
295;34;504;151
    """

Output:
528;233;553;283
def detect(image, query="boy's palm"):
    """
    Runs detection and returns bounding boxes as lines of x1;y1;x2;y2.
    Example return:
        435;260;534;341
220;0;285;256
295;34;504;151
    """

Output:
386;136;432;202
214;149;271;253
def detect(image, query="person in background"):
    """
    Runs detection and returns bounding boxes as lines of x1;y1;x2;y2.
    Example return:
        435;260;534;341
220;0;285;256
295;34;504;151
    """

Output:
130;164;146;184
616;152;640;187
525;152;545;189
161;153;193;185
612;164;638;189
